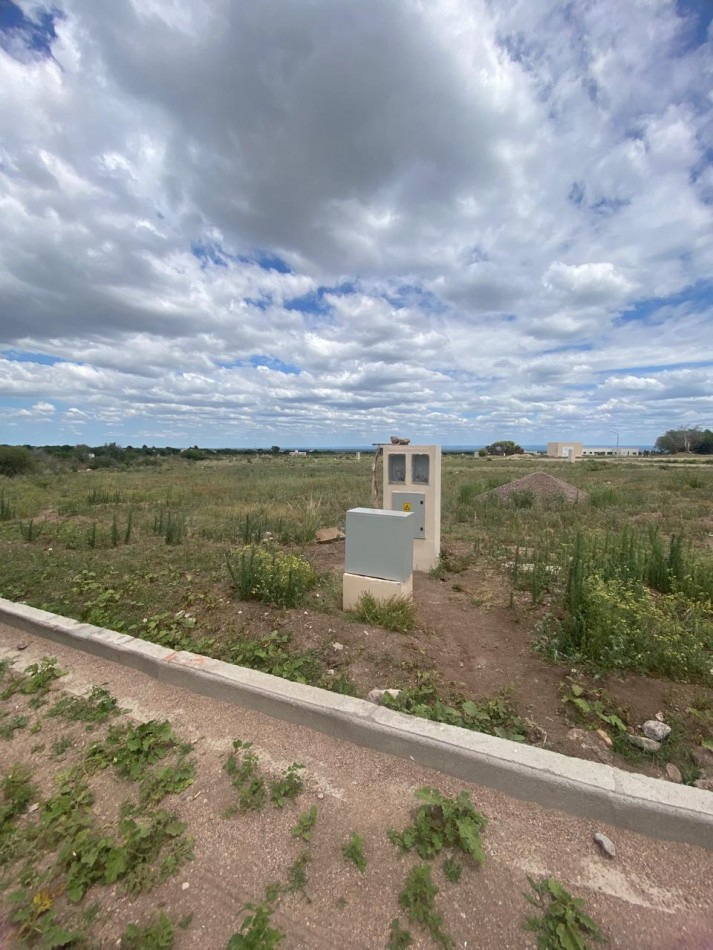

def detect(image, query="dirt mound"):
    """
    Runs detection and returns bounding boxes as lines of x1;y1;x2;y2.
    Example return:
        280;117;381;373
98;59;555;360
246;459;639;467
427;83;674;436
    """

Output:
490;471;587;503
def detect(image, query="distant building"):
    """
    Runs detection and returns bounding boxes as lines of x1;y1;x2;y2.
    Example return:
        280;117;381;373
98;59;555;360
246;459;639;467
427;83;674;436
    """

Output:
581;446;641;457
548;441;640;458
547;441;583;459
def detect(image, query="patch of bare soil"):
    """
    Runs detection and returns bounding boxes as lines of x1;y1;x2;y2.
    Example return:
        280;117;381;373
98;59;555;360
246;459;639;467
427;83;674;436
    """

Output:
194;540;713;783
488;471;588;503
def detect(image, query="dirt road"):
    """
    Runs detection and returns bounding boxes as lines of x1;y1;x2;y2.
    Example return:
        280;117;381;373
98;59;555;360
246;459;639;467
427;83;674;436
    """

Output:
1;622;712;949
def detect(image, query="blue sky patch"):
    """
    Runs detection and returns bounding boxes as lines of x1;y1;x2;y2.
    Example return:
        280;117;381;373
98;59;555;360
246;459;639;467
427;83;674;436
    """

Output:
0;1;60;57
2;350;63;365
250;355;300;375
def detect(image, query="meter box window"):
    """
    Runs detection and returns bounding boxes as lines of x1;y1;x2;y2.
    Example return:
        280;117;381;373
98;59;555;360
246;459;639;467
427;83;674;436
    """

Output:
388;453;406;484
412;454;429;484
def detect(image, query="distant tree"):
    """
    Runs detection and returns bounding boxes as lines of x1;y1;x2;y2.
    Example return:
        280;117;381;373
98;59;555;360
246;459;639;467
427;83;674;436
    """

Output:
182;446;207;460
484;440;524;457
655;428;709;454
271;445;281;455
0;445;36;477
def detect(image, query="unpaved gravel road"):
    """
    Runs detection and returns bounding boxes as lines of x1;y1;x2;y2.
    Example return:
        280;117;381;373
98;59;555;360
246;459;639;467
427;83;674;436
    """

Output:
1;621;712;950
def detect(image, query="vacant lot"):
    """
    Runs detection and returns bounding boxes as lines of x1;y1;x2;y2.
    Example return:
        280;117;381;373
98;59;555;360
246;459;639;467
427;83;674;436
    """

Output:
1;453;712;785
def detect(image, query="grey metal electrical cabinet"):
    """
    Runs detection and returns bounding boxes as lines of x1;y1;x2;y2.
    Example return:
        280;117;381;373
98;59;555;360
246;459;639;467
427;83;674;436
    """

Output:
392;492;425;538
345;508;414;582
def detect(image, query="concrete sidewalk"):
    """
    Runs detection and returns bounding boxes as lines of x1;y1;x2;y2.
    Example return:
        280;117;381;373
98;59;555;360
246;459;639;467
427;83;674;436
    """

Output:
1;597;713;851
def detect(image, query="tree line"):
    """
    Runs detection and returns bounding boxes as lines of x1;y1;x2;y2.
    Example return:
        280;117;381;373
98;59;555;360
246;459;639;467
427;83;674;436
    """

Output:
654;427;713;455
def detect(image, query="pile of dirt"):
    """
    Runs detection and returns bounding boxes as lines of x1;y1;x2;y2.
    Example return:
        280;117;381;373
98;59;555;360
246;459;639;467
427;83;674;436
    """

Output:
489;471;587;503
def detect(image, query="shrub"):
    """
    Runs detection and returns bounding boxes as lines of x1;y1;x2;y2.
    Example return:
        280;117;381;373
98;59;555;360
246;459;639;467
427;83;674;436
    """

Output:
226;545;316;608
540;574;713;683
0;446;36;477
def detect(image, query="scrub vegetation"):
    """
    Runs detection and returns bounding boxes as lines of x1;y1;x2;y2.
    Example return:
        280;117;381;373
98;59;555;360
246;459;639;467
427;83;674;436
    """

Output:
1;450;712;784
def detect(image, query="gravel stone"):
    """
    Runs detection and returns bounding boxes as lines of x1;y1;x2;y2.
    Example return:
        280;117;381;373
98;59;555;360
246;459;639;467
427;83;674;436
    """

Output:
593;832;616;858
628;734;661;753
642;720;671;742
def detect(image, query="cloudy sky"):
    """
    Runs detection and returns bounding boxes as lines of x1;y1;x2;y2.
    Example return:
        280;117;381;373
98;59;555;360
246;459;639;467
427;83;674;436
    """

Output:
0;0;711;449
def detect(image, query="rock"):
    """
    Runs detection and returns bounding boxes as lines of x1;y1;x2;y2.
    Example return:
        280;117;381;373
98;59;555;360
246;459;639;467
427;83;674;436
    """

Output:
693;777;713;792
655;711;665;722
315;527;345;543
366;688;402;705
642;720;671;742
332;642;344;652
16;643;28;651
665;764;683;784
593;832;616;859
566;728;612;764
627;734;661;753
691;746;713;771
595;728;613;748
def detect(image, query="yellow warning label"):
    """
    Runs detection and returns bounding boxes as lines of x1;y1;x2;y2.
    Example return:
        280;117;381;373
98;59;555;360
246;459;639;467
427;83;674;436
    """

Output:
403;502;412;512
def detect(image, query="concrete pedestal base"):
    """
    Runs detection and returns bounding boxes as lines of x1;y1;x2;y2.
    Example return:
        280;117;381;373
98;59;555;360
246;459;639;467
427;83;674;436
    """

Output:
342;572;413;611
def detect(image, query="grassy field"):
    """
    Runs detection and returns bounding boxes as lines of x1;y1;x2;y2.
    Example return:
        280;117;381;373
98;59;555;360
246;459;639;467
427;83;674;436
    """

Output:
1;453;713;673
1;452;713;784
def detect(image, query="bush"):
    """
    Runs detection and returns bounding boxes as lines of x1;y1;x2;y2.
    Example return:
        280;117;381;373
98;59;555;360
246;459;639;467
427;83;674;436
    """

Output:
226;545;316;608
0;446;36;477
540;574;713;683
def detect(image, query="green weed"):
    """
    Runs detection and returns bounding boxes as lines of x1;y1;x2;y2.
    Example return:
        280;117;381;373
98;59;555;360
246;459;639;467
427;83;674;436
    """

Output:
225;631;323;686
291;806;318;842
120;911;175;949
0;713;29;740
388;918;413;949
224;740;267;813
341;831;367;872
442;856;462;883
0;490;14;521
382;674;529;742
226;545;316;608
389;787;487;865
270;763;305;808
525;876;607;949
86;720;185;780
398;864;452;949
285;850;310;898
1;656;64;699
48;685;122;724
352;593;416;632
227;900;284;949
560;680;629;734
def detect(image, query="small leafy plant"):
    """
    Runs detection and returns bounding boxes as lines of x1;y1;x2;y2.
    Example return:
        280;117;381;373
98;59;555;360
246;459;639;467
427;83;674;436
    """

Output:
227;900;284;949
382;674;529;742
341;831;367;872
48;685;122;725
224;740;267;813
398;864;452;949
388;918;413;950
525;876;607;949
1;657;63;699
120;910;175;949
291;806;318;842
560;679;628;734
389;787;487;865
270;763;304;808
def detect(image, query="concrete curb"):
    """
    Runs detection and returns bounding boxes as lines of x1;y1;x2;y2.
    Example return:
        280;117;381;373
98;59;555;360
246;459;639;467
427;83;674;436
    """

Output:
2;596;713;850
